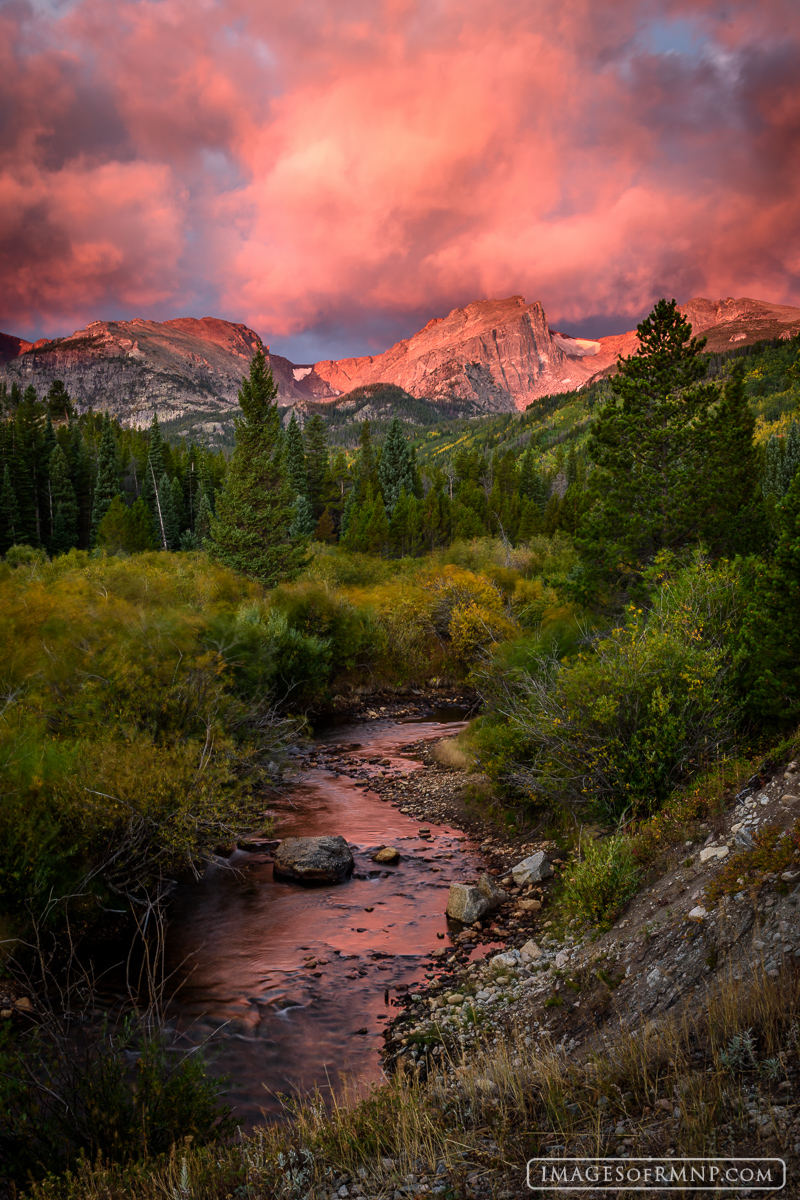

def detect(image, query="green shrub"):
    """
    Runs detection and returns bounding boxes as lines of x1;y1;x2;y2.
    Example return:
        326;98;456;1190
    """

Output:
561;835;641;928
0;1019;233;1183
481;556;744;820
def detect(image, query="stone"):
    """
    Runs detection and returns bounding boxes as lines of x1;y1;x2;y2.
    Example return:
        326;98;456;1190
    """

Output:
490;950;521;973
520;940;543;962
273;835;354;885
554;950;570;969
518;898;543;913
446;883;490;923
699;846;729;864
511;851;553;886
687;906;708;922
477;873;508;910
373;846;400;864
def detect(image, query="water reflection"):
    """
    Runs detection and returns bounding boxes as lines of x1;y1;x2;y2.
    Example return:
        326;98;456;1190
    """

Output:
166;715;483;1124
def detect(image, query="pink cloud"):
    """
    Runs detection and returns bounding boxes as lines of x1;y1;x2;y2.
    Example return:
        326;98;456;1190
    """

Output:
1;0;799;349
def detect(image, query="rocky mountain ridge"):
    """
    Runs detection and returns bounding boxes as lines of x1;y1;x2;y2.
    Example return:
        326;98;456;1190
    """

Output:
1;294;798;436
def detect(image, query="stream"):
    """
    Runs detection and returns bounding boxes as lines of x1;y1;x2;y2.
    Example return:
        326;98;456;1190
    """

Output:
165;709;485;1125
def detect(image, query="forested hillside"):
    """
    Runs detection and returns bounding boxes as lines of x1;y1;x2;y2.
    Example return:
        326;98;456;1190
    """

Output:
3;326;798;563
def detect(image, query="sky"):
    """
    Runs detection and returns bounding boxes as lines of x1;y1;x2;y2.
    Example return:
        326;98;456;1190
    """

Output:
1;0;799;362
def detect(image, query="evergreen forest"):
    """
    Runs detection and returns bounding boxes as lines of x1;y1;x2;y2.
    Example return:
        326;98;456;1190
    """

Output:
3;304;800;1191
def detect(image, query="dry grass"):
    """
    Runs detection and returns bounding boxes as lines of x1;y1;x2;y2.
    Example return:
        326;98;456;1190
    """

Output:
23;965;800;1199
431;736;474;771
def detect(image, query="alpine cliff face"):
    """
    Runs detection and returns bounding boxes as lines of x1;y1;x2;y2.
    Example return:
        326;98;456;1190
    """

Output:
311;296;607;412
2;294;799;432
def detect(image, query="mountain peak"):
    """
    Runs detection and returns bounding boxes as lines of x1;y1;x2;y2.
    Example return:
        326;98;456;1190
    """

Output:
1;293;798;437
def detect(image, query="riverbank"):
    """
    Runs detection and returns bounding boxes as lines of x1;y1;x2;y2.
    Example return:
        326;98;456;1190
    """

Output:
17;715;800;1200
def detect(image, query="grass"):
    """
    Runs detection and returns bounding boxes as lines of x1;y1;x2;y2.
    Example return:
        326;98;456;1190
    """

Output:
431;737;475;771
559;835;641;930
706;820;800;906
22;965;800;1199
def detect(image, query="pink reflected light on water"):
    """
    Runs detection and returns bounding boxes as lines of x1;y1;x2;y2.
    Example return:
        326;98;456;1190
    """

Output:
166;715;485;1124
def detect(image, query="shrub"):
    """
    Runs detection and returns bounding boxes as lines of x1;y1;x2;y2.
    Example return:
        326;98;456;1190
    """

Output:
424;565;517;663
706;821;800;906
480;557;744;820
0;1019;234;1183
561;835;641;928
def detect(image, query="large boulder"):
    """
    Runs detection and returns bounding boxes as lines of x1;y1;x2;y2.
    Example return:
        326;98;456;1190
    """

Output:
446;883;490;924
273;836;354;886
478;873;508;910
511;851;553;886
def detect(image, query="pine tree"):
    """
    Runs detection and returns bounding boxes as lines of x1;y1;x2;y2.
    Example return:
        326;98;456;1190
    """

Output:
574;298;717;601
0;463;21;554
763;434;784;498
11;397;41;545
45;379;73;422
183;447;201;530
421;483;450;549
158;471;181;550
388;487;422;556
304;414;330;517
517;497;544;542
285;412;308;497
783;422;800;494
48;444;79;554
90;416;121;543
740;470;800;724
519;447;535;500
96;496;157;554
698;368;766;556
170;475;186;536
314;507;337;543
364;493;390;555
195;488;213;544
142;413;167;526
207;348;308;584
351;419;380;507
70;428;93;549
378;417;414;514
289;494;317;538
340;485;358;538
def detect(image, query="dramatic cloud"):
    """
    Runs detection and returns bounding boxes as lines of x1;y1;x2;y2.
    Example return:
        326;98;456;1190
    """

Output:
2;0;799;356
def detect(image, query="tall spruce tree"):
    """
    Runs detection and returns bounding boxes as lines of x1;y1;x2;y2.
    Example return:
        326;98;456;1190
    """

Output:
96;496;156;554
285;412;308;497
289;494;316;537
697;367;765;556
154;471;180;549
304;413;330;518
763;434;784;498
90;416;121;543
142;413;167;529
574;298;718;601
739;470;800;724
195;488;213;544
354;419;378;503
48;444;79;554
170;475;186;538
0;464;21;553
378;417;414;514
783;422;800;494
12;396;41;545
207;348;308;584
